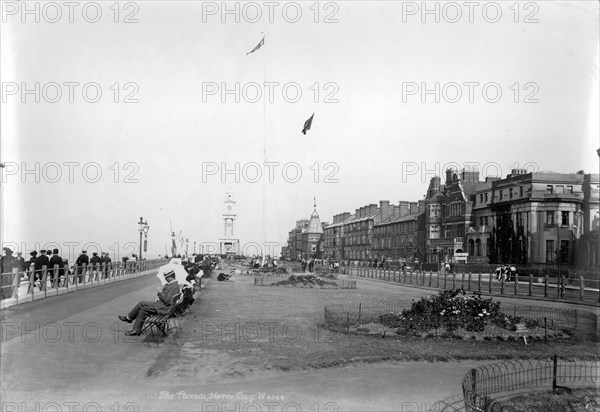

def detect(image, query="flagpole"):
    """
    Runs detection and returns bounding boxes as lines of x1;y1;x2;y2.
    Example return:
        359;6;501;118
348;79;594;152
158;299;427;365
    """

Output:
262;33;267;262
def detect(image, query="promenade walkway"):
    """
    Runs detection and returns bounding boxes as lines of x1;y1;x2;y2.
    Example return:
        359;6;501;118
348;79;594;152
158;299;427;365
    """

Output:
1;269;596;411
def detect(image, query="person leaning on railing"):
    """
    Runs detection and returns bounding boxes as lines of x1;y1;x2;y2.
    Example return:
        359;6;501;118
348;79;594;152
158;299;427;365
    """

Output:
0;247;19;300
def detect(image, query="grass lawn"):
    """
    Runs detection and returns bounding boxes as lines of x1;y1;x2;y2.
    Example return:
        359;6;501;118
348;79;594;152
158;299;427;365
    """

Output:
148;266;598;380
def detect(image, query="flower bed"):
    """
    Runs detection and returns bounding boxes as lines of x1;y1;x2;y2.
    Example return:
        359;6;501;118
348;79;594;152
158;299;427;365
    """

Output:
271;274;339;288
256;274;355;289
361;289;570;340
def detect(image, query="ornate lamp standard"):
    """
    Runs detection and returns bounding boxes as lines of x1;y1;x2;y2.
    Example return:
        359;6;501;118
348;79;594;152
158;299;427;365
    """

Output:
137;217;148;260
143;223;150;257
185;238;189;256
194;241;197;255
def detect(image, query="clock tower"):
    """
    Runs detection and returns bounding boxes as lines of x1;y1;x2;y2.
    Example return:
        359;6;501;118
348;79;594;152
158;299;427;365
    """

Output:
219;192;240;257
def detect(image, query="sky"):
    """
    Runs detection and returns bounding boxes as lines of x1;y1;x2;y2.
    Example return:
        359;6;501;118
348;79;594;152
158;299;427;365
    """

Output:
1;0;599;262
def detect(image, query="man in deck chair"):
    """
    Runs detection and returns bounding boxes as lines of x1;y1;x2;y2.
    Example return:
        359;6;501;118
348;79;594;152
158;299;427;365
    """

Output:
217;268;236;282
117;270;180;336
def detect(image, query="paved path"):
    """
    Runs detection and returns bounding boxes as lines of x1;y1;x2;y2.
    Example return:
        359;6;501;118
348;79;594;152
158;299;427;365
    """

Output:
1;270;595;411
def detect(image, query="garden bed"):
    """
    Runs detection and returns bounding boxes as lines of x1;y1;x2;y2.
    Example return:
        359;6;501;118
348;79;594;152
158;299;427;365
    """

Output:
350;289;573;341
254;274;355;289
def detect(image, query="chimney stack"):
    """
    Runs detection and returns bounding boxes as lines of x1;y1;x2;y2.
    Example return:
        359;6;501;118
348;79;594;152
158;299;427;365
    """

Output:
369;203;378;216
399;201;410;217
380;200;391;221
409;202;418;215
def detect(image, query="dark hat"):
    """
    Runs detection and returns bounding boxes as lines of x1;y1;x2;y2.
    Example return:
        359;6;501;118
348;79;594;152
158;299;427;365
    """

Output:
30;251;38;256
163;270;176;278
53;248;59;254
17;251;22;255
82;250;87;253
40;249;46;254
93;252;98;256
3;247;13;254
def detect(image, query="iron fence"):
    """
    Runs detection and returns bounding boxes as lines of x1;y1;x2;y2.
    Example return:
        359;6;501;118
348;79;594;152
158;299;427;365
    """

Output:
0;259;167;305
462;356;599;411
344;267;600;305
324;301;597;338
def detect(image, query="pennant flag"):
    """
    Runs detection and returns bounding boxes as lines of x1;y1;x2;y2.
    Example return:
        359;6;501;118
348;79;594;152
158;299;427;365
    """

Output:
302;113;315;135
247;36;265;55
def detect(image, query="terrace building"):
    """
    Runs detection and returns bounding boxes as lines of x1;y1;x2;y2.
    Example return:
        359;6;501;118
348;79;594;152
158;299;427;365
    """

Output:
372;200;426;264
343;204;380;261
323;212;353;260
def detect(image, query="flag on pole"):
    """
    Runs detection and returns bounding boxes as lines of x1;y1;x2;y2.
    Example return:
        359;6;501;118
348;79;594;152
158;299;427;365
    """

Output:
302;113;315;135
247;36;265;55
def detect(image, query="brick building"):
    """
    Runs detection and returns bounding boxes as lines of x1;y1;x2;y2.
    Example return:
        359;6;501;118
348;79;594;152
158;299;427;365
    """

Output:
424;169;486;264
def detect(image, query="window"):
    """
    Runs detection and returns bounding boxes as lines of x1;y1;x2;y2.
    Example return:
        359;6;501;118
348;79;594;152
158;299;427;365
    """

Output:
468;239;475;256
519;186;523;197
546;211;554;225
476;239;482;256
566;185;573;194
509;188;514;198
561;211;569;226
485;193;488;202
484;216;489;226
546;185;553;194
499;190;503;200
560;240;569;263
480;194;483;203
546;240;554;262
556;185;564;194
479;217;484;227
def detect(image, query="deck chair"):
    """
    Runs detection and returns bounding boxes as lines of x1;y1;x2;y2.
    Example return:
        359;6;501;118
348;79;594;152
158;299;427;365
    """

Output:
142;292;183;338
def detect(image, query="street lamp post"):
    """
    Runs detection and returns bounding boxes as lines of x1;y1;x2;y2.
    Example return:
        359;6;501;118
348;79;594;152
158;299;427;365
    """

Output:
137;217;148;260
143;223;150;256
194;241;197;255
186;238;189;256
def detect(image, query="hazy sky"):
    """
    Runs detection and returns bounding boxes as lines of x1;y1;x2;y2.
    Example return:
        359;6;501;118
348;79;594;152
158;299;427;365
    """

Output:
1;1;599;261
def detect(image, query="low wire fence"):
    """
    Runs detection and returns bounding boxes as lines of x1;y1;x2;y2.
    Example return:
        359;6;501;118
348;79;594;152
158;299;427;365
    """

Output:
0;259;167;306
462;356;600;411
344;266;600;305
324;301;598;338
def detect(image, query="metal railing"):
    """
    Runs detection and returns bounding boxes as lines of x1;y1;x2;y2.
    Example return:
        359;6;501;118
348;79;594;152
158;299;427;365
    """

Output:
462;356;599;411
344;267;600;305
0;259;167;306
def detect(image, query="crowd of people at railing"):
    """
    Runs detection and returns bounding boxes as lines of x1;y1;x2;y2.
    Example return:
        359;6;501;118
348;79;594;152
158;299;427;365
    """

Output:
0;246;166;300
